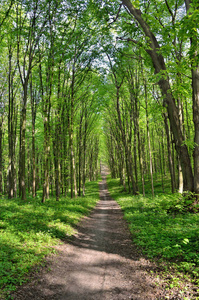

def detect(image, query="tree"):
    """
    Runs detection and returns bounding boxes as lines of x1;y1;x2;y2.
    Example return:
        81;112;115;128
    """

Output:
16;0;49;200
7;42;18;198
118;0;194;192
184;0;199;196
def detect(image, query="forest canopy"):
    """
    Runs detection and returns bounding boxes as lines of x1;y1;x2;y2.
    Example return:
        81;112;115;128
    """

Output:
0;0;198;200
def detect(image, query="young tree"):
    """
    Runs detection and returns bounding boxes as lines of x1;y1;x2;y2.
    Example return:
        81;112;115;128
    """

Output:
16;0;48;200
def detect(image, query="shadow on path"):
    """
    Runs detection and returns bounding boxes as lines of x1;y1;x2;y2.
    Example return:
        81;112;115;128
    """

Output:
70;175;141;261
12;171;166;300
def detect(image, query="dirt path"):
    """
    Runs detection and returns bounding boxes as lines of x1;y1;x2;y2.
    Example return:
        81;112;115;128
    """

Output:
12;174;173;299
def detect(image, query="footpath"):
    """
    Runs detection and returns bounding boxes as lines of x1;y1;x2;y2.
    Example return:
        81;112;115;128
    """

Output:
12;173;169;299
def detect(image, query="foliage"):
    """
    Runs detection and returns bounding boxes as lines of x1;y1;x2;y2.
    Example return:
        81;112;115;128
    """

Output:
0;180;99;298
107;176;199;285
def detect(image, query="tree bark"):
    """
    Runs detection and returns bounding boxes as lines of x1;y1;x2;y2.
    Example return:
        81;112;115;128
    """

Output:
163;113;176;193
20;97;27;200
144;79;154;197
192;67;199;195
8;45;17;198
30;77;37;197
0;117;3;194
137;122;145;196
78;111;83;196
159;137;164;193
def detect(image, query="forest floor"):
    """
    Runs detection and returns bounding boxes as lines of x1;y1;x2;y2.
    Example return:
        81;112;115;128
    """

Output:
11;170;196;299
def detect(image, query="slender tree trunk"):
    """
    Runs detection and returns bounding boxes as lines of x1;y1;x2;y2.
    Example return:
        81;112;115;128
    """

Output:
53;123;60;201
69;56;77;198
161;130;166;191
20;90;27;200
27;141;31;193
30;79;37;198
78;112;83;196
36;148;40;192
82;118;87;197
137;126;145;196
3;169;7;194
178;158;183;194
152;129;157;177
32;127;36;197
42;111;50;203
192;67;199;195
82;144;86;196
161;130;166;177
144;79;154;197
73;145;77;197
163;113;176;193
122;163;126;191
177;98;184;193
159;139;164;193
69;128;77;198
185;98;191;141
7;45;17;199
0;117;3;194
133;116;138;190
40;53;53;203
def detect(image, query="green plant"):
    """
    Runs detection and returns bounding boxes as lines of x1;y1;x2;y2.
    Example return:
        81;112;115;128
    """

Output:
107;177;199;283
0;180;99;298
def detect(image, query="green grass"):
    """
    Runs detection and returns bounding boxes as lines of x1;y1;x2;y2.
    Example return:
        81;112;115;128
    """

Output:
0;181;99;298
107;176;199;285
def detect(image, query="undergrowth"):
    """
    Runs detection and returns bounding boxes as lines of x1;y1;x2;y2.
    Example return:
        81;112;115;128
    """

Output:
0;181;99;299
107;176;199;291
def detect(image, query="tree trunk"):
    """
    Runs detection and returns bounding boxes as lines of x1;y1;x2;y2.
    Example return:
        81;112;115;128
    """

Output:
20;93;27;201
144;79;154;197
69;128;77;198
53;126;60;201
192;67;199;195
122;0;194;192
137;124;145;196
159;138;164;193
133;111;138;190
78;112;83;196
163;113;176;193
30;78;37;198
185;0;199;194
32;127;36;197
82;118;87;197
116;86;137;194
42;112;50;203
0;117;3;194
7;45;17;199
40;53;53;203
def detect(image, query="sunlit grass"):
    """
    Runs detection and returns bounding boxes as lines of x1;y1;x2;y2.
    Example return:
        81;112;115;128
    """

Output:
107;176;199;285
0;181;100;298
